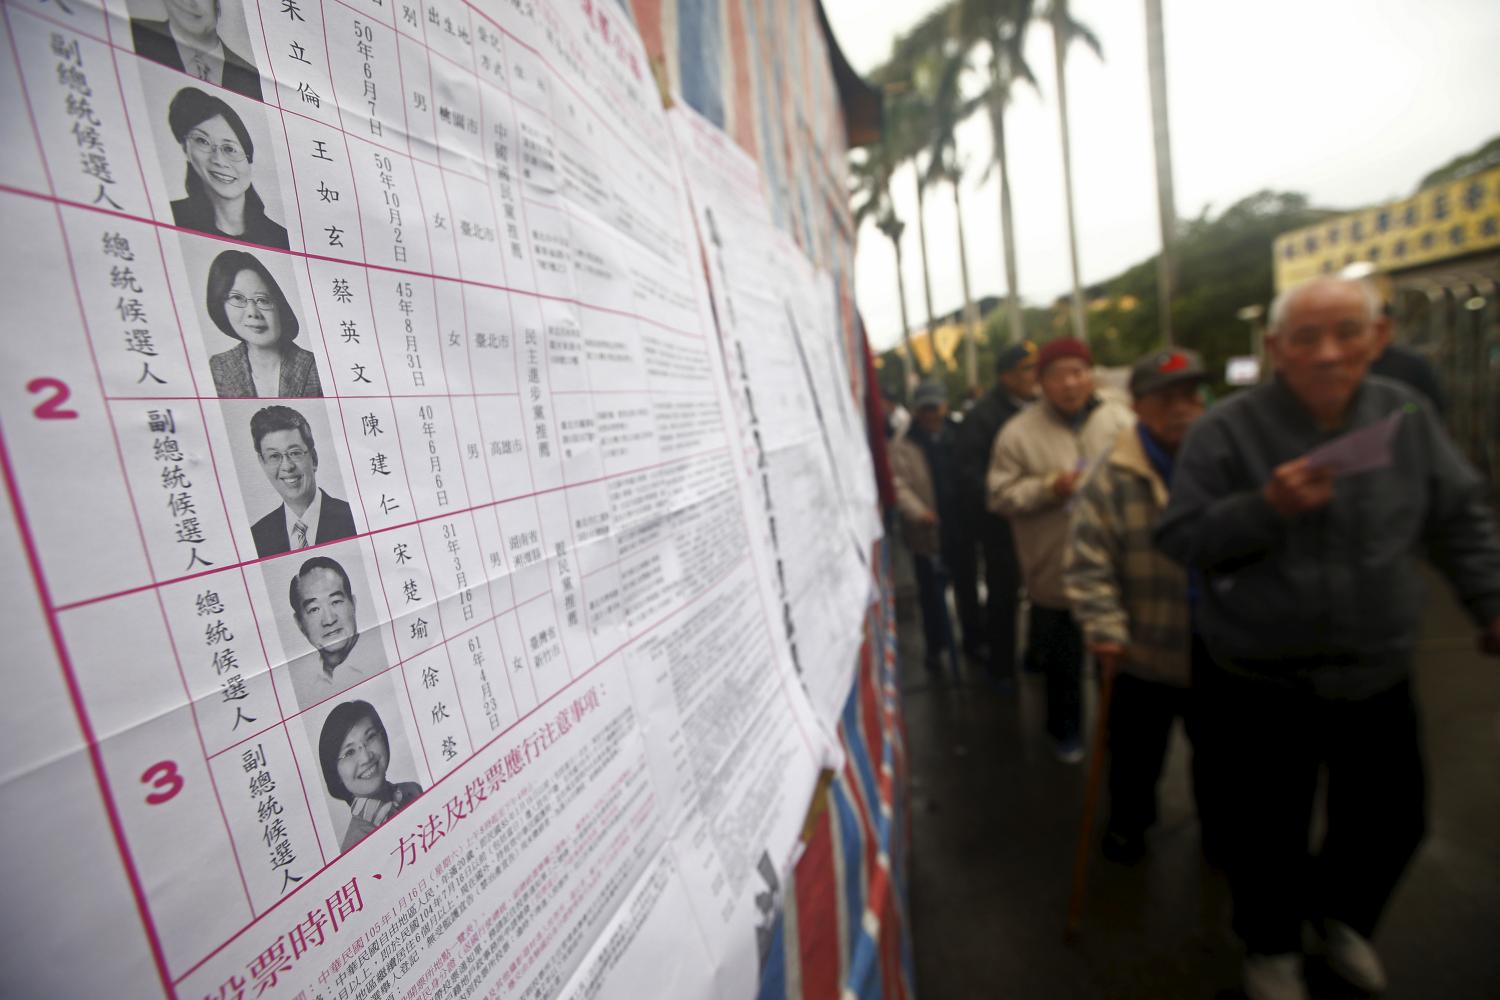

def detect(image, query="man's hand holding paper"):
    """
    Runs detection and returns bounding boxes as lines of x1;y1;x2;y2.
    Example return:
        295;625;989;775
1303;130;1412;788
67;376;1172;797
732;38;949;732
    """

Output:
1302;410;1404;477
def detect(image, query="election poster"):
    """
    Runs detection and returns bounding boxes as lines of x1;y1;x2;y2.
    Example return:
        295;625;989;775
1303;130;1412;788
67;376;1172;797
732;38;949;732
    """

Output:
0;0;876;995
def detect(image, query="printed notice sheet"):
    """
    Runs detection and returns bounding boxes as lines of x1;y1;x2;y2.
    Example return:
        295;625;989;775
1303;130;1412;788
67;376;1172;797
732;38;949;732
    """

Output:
669;104;876;733
0;0;851;996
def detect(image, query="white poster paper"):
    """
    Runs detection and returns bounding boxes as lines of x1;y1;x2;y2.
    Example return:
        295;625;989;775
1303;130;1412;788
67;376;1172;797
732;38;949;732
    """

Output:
0;0;845;996
669;104;878;732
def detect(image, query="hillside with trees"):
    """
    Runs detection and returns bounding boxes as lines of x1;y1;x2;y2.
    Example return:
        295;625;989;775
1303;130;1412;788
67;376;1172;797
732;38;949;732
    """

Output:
854;0;1497;404
875;189;1332;402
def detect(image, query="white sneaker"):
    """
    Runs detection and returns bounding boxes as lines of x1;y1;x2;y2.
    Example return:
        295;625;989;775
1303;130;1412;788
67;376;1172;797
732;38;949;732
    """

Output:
1324;920;1387;993
1243;953;1308;1000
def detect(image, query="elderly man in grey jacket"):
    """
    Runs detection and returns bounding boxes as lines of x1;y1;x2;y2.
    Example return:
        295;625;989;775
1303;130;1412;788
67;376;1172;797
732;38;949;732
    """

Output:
1156;276;1500;1000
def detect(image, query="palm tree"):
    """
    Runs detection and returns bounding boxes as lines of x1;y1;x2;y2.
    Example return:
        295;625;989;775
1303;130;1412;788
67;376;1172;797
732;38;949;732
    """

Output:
912;147;938;341
878;208;919;383
889;88;940;341
1046;0;1102;343
924;46;984;389
872;13;952;354
851;145;923;388
934;150;983;389
949;0;1040;346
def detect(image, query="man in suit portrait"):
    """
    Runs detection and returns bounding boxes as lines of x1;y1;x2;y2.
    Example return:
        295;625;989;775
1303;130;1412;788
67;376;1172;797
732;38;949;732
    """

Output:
249;405;356;558
286;555;387;708
131;0;264;102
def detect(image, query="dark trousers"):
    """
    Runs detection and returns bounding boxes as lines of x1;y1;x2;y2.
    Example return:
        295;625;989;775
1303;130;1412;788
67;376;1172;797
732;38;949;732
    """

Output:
911;552;956;665
947;530;984;655
1031;604;1084;742
1106;634;1218;839
1200;663;1426;955
1108;675;1194;836
982;518;1024;675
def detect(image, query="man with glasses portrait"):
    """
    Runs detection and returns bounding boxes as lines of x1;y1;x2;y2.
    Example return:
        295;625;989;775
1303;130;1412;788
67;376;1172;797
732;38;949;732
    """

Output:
248;405;356;558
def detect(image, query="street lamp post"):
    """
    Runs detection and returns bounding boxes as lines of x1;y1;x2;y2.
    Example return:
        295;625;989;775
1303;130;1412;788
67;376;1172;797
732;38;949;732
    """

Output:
1145;0;1177;348
1236;303;1266;379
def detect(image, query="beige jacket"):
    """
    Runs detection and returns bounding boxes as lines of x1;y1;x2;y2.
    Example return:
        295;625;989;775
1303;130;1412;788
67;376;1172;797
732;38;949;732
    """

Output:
986;396;1135;608
890;430;941;556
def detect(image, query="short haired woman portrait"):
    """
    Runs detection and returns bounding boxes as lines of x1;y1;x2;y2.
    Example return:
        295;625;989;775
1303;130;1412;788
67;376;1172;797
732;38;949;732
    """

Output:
318;700;422;854
167;87;288;249
205;249;321;397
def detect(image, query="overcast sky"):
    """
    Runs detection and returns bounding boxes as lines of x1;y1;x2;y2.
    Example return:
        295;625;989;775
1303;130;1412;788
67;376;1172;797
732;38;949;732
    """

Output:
821;0;1500;352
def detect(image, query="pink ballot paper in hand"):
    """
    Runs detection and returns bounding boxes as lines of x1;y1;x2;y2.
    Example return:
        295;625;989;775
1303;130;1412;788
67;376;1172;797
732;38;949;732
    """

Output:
1304;410;1404;477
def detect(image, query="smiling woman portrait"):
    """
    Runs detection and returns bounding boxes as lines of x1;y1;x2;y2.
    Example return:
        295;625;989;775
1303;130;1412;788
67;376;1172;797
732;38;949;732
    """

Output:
318;700;422;854
167;87;288;248
205;249;321;397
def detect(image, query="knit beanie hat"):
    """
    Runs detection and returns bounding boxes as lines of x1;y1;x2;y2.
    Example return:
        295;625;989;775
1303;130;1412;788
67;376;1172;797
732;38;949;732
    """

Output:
1035;337;1092;373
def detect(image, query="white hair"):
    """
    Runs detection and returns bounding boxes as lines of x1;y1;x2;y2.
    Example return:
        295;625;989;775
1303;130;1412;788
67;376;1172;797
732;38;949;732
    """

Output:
1267;276;1382;334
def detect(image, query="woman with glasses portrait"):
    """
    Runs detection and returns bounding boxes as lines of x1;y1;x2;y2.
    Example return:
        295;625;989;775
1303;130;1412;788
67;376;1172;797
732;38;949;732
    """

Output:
206;249;322;397
168;87;288;249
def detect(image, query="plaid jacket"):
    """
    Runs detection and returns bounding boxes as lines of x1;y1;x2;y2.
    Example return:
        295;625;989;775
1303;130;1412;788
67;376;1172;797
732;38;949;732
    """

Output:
1064;425;1192;686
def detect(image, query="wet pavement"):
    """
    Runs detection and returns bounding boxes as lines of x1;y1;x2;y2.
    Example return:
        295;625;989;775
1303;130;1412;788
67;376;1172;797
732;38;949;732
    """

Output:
894;552;1500;999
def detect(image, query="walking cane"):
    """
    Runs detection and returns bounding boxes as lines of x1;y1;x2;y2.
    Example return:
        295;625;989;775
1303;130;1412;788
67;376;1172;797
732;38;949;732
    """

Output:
1064;657;1116;944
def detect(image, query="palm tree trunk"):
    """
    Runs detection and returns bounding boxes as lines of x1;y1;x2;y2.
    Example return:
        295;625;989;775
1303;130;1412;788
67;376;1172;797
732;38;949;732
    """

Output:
914;166;937;338
953;181;980;390
1145;0;1177;347
990;87;1025;345
1052;0;1088;343
891;235;921;385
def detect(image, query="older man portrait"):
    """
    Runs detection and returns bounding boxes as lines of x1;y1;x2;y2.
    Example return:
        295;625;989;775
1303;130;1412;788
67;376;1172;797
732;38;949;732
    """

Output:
287;556;387;709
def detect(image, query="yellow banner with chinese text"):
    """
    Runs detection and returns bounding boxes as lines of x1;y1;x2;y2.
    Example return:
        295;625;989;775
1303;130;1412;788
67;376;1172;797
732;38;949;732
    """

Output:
1273;165;1500;290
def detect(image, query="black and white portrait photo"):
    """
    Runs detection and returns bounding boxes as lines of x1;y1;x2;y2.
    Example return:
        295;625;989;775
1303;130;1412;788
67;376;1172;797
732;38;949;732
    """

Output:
274;550;390;710
162;86;289;248
129;0;264;101
308;688;423;855
226;402;357;558
198;247;322;398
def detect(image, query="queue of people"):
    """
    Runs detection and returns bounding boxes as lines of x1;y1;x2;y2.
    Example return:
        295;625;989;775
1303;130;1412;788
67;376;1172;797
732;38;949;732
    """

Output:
886;275;1500;1000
